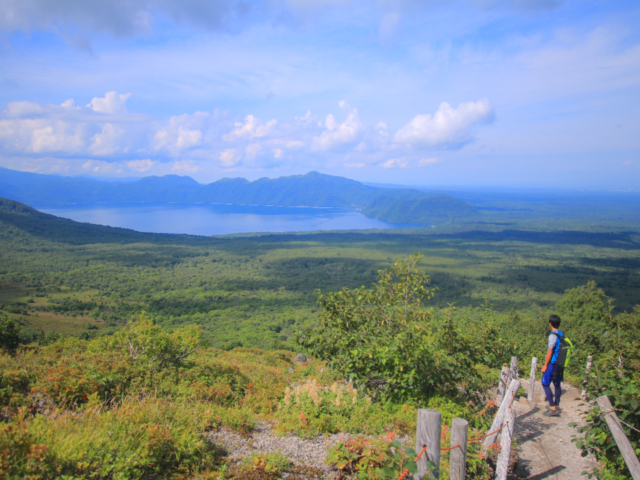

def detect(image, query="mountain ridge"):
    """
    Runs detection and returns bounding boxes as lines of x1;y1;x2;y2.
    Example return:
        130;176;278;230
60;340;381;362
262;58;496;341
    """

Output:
0;168;478;225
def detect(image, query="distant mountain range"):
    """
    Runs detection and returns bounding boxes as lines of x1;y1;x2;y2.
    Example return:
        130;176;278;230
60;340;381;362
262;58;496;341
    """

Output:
0;167;478;226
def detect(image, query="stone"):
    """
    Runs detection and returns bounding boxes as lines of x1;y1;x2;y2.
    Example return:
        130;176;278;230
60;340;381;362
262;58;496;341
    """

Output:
287;366;295;374
294;353;307;363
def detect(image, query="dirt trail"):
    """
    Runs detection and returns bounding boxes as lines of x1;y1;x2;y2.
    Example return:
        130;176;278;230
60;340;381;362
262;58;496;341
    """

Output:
511;378;598;479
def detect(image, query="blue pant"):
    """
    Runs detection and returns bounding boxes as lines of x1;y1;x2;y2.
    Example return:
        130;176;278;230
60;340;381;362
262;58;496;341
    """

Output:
542;363;563;407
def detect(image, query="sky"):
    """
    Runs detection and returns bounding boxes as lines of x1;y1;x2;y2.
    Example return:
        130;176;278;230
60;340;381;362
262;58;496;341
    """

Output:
0;0;639;189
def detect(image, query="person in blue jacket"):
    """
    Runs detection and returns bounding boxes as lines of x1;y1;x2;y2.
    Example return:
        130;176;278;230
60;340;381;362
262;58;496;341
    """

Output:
541;314;564;416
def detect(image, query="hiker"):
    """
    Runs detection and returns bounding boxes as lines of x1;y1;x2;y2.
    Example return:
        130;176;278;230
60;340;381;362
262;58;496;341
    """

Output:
541;314;565;416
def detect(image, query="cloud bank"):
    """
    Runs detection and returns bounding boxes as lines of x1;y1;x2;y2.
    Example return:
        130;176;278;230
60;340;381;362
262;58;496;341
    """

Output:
0;93;494;175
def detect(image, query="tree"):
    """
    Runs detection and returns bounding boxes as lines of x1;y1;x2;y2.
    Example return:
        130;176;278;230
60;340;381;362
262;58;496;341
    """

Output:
0;315;21;354
298;254;498;402
556;281;612;361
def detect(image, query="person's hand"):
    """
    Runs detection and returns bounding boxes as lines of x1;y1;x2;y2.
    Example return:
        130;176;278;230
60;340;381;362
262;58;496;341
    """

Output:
541;364;547;373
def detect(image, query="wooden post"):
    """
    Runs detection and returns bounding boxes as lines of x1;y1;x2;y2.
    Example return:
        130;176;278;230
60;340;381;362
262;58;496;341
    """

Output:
415;409;441;479
494;408;516;480
449;418;468;480
581;355;593;399
496;365;509;404
596;395;640;480
510;356;518;380
485;379;520;448
527;357;537;402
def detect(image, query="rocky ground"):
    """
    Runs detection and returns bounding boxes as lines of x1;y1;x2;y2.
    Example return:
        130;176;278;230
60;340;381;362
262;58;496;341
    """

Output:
209;422;342;478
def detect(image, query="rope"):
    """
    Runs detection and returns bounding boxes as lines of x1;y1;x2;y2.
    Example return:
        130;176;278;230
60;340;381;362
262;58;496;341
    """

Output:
599;408;640;434
441;443;460;451
397;445;427;480
467;422;508;443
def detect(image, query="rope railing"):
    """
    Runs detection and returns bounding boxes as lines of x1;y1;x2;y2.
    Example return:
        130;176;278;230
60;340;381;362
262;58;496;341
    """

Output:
467;422;507;444
394;422;510;480
397;362;522;480
397;444;427;480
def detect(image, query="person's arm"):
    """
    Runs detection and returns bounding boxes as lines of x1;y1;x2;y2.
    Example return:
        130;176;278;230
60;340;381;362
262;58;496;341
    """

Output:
542;347;553;373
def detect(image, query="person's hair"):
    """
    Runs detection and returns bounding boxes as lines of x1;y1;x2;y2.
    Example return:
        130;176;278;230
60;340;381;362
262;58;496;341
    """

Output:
549;314;561;329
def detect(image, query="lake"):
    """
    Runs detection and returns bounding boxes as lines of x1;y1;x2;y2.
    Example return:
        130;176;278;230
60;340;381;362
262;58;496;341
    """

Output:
37;203;422;236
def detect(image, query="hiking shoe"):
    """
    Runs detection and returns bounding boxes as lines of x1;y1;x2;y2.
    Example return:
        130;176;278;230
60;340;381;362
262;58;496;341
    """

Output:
543;408;561;417
545;406;562;413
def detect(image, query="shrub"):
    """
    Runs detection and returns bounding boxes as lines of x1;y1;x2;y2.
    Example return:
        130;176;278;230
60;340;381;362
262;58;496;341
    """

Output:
0;396;220;479
326;434;420;480
571;306;640;479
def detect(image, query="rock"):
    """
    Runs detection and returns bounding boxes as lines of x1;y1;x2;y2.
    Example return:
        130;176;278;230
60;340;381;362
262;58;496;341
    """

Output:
294;353;307;363
287;366;295;374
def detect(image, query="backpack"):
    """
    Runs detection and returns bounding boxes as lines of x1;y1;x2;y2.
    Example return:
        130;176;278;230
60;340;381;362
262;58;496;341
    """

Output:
552;331;573;368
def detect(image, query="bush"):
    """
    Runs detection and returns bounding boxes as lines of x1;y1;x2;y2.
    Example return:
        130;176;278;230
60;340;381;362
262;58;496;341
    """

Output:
571;306;640;479
326;434;420;480
0;396;220;479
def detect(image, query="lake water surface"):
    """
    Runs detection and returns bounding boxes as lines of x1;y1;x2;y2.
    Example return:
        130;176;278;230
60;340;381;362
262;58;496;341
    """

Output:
37;203;421;236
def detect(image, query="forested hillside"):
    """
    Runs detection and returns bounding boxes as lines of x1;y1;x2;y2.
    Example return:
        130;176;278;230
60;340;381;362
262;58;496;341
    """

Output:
1;196;639;349
1;196;639;479
362;194;479;225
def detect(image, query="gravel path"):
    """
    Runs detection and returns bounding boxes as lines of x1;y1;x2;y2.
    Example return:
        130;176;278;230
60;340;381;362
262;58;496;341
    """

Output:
208;422;345;478
511;378;598;479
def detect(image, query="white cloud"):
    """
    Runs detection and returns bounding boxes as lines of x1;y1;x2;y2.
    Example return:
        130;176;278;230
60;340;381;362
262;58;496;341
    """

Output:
245;143;262;161
171;160;199;173
219;148;240;168
419;157;439;166
273;148;283;158
382;158;408;168
394;99;495;148
154;112;207;152
4;101;46;118
128;159;155;172
312;101;362;151
90;123;126;155
376;122;389;137
284;140;305;149
89;91;131;114
223;115;277;141
30;120;86;153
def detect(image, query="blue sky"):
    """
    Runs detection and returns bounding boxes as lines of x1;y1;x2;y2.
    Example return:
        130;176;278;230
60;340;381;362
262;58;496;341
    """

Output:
0;0;639;189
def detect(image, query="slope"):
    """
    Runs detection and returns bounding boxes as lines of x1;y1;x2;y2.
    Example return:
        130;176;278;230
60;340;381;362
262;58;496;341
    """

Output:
362;194;479;225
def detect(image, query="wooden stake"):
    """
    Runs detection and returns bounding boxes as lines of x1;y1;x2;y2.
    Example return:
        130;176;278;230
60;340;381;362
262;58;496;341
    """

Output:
510;356;518;380
485;379;520;449
415;409;441;479
449;418;468;480
596;395;640;480
581;355;593;399
528;357;537;402
496;365;509;404
494;408;516;480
